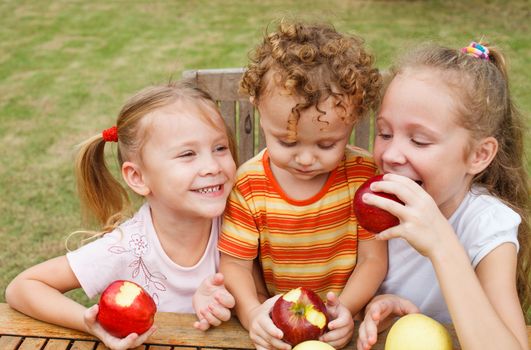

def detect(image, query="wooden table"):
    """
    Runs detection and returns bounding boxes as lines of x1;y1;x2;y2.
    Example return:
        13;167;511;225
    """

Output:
1;303;530;349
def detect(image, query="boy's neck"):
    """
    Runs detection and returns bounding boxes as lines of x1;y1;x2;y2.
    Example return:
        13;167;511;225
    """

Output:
269;160;330;201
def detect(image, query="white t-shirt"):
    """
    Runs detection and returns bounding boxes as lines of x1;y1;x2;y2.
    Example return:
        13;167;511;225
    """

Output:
378;187;520;323
67;203;220;313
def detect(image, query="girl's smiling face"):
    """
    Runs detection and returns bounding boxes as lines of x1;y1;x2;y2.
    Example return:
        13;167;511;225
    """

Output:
373;69;478;217
135;99;236;220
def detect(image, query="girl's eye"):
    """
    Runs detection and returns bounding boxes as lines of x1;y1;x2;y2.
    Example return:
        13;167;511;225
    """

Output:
214;145;229;152
411;139;431;146
318;143;336;150
279;140;297;147
177;151;195;158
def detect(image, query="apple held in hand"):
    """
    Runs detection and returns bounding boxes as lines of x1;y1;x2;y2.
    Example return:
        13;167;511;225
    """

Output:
354;174;403;233
271;287;329;346
97;280;157;338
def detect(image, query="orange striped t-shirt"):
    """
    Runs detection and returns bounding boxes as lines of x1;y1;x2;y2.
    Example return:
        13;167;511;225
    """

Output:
218;146;378;298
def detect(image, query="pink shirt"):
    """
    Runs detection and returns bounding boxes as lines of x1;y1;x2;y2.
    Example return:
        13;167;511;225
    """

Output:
67;203;220;313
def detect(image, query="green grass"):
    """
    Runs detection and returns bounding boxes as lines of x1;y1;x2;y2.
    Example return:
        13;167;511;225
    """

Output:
1;0;529;312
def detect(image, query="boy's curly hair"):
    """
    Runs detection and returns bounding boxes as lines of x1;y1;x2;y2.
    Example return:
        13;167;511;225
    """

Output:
241;20;381;136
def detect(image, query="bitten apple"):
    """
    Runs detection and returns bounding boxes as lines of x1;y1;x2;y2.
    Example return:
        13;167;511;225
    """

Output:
97;280;157;338
271;287;329;346
354;174;403;233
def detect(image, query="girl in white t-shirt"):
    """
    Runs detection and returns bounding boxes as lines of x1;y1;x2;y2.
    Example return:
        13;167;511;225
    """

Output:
6;81;238;350
356;41;530;350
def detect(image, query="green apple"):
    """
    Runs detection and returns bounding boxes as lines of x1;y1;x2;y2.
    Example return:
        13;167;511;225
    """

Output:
292;340;335;350
385;313;452;350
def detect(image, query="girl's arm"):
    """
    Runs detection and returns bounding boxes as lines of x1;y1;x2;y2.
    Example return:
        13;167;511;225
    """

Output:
5;255;88;331
6;255;157;350
432;238;528;350
367;174;528;350
338;239;388;315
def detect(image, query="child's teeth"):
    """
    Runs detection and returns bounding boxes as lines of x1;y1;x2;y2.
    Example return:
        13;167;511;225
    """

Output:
198;186;220;193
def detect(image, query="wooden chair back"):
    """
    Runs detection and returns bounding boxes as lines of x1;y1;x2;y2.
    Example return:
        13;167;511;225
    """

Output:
183;68;373;163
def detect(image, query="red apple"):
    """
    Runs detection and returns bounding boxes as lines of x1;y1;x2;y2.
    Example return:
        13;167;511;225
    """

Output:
354;174;403;233
271;287;329;346
97;280;157;338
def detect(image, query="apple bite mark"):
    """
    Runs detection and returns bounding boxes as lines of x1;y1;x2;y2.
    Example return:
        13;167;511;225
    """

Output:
271;287;329;346
116;281;142;307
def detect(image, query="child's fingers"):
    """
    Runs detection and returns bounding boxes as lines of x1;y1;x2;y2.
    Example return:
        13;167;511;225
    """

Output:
215;290;236;308
198;307;223;327
207;302;232;322
84;304;99;322
193;318;211;331
211;272;225;287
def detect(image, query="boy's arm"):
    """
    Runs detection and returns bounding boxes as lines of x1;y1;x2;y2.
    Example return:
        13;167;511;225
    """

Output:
219;252;262;329
5;255;88;332
338;239;388;315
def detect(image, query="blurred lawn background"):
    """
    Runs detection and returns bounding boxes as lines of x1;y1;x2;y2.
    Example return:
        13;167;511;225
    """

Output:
0;0;529;308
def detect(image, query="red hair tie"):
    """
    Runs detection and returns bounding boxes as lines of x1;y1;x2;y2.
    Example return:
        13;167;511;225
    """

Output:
102;126;118;142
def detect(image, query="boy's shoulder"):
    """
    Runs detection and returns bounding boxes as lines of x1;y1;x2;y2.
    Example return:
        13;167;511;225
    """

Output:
343;145;376;169
235;148;267;177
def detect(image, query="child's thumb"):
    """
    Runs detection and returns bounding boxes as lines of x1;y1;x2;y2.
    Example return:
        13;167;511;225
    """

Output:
212;272;225;286
326;291;339;307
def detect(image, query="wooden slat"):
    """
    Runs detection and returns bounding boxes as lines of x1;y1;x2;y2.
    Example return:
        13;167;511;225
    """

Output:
237;100;255;162
354;115;371;150
18;337;47;350
219;100;236;136
43;339;70;350
183;68;246;101
0;336;22;350
70;340;97;350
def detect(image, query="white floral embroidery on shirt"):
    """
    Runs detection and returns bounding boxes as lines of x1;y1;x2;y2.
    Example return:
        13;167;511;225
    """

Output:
108;232;166;306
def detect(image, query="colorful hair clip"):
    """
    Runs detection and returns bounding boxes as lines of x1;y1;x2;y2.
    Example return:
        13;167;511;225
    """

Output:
102;126;118;142
461;42;490;60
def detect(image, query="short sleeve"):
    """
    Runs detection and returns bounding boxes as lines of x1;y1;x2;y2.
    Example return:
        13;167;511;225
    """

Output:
460;205;520;268
218;184;260;260
66;230;128;298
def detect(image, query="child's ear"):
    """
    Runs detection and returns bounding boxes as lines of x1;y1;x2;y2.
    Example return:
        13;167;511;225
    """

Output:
468;136;498;175
122;161;150;196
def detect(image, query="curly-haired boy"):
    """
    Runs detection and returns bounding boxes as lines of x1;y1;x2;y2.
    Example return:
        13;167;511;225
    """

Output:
218;20;387;349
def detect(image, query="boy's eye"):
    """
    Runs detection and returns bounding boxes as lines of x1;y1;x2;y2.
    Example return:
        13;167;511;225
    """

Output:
318;143;336;150
279;140;297;147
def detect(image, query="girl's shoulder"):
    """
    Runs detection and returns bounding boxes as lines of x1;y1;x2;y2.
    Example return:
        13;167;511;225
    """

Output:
454;187;520;224
452;187;521;267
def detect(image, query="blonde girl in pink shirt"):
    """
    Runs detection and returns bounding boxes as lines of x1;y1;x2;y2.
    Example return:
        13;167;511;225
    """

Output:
6;81;238;350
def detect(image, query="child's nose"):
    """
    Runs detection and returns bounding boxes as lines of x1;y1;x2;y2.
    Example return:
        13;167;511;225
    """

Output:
199;155;222;176
295;150;315;166
381;144;407;165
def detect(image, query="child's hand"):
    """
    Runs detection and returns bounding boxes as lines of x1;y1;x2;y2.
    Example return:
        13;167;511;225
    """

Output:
192;273;236;331
248;294;291;350
84;304;156;350
356;294;419;350
363;173;454;257
320;292;354;349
